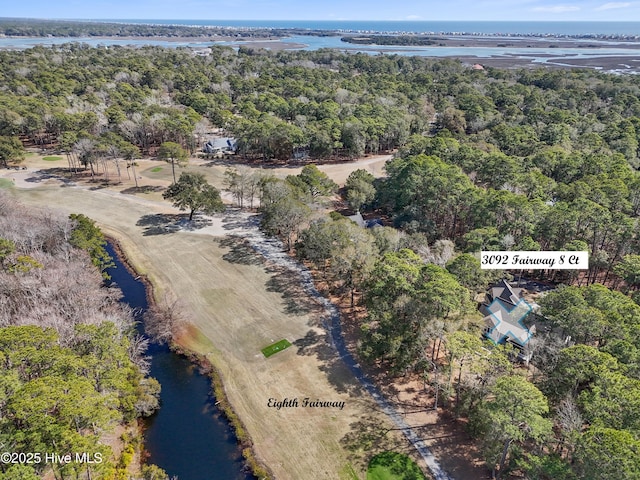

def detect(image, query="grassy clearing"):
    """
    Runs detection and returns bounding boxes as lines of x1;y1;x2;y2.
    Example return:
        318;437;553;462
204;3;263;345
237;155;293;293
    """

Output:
42;156;63;161
261;339;292;358
0;178;14;189
367;452;427;480
142;163;173;181
12;175;406;480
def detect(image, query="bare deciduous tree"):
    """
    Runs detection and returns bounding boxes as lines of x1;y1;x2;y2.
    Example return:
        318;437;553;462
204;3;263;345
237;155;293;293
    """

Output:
0;193;137;344
143;294;186;344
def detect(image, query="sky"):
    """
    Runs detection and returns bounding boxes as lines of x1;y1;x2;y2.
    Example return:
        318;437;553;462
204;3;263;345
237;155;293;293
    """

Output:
3;0;640;22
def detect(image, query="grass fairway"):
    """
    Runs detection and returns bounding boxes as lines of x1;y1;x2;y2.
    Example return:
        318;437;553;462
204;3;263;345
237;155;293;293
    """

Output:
367;452;427;480
9;158;413;480
42;156;63;161
261;339;292;358
0;178;13;189
150;167;163;173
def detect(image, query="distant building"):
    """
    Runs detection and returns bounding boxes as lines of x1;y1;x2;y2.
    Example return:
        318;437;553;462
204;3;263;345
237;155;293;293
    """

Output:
192;48;212;57
346;212;383;229
480;279;537;362
203;137;236;154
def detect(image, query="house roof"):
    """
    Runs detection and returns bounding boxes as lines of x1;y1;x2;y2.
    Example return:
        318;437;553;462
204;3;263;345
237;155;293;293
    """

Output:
483;298;534;346
346;212;383;229
347;212;366;228
482;279;535;348
490;278;523;306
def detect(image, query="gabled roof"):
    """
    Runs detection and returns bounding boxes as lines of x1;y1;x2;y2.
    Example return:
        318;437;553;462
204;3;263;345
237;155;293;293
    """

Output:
481;279;535;349
347;212;383;229
490;278;523;306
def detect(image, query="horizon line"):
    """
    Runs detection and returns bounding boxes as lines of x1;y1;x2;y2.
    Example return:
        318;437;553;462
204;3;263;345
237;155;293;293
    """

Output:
4;17;640;23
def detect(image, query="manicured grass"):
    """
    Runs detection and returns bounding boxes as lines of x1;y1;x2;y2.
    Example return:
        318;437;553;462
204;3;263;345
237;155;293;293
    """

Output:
42;156;63;161
150;167;163;173
0;178;14;189
261;339;292;358
367;452;427;480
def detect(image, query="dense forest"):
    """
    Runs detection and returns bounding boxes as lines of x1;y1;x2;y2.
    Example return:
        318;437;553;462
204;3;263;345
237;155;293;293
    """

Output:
0;18;345;41
0;193;166;480
341;35;440;46
0;18;292;39
4;40;640;478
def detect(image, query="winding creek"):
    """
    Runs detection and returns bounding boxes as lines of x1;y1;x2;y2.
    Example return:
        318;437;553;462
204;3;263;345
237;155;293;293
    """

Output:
104;243;253;480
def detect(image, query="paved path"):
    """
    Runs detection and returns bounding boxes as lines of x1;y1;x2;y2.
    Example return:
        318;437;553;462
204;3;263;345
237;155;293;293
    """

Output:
221;209;453;480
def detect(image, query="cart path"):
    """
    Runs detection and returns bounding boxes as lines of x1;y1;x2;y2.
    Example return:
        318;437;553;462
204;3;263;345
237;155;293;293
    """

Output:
220;209;453;480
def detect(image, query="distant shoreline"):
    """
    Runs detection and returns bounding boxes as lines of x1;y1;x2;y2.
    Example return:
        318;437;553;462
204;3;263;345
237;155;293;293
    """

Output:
3;17;640;40
3;17;640;72
2;34;640;73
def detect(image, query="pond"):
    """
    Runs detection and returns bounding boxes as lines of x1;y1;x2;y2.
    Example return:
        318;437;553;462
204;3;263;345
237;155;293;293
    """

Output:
105;243;253;480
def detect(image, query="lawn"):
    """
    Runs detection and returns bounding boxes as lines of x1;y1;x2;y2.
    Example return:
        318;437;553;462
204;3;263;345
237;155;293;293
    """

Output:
42;156;63;161
367;452;427;480
0;178;14;189
151;167;163;173
13;183;404;480
261;339;292;357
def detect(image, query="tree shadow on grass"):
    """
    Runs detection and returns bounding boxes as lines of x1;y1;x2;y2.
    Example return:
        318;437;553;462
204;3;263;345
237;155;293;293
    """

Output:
218;234;367;395
137;213;183;236
32;166;69;176
220;211;260;231
137;213;213;236
121;185;164;195
24;170;67;183
179;215;213;231
293;328;364;395
340;414;413;473
265;266;321;317
292;329;323;355
217;237;264;266
200;158;308;170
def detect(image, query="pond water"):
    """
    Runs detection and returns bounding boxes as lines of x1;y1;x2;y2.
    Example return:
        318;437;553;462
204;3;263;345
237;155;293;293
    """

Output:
104;243;253;480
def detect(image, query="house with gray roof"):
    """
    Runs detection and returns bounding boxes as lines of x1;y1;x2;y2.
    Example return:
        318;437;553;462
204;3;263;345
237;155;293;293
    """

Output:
480;279;537;362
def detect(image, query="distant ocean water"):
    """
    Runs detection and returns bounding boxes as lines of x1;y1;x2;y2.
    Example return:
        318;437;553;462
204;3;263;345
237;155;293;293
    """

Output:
4;18;640;71
102;20;640;36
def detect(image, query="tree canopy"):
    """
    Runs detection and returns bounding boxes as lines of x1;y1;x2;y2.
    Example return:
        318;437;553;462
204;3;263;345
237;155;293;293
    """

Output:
5;37;640;479
162;171;225;221
0;136;24;168
69;213;114;278
0;195;161;479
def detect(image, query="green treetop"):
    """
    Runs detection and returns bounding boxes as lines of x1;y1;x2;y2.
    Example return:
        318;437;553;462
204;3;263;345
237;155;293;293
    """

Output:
162;172;225;221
